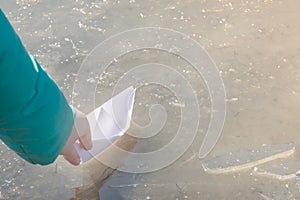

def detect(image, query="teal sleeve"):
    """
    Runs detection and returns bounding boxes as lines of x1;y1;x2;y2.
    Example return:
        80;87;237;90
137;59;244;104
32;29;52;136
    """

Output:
0;10;75;165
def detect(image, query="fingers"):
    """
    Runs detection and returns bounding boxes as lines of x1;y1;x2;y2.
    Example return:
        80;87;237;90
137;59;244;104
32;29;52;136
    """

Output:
60;128;81;166
60;109;92;166
60;126;81;166
79;131;92;150
63;146;81;166
74;110;92;150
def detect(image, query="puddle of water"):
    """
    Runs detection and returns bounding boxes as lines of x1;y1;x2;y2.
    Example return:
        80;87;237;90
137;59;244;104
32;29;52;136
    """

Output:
1;0;300;199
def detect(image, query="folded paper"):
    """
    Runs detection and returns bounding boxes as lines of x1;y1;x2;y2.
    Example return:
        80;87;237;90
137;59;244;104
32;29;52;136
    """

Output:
74;86;136;163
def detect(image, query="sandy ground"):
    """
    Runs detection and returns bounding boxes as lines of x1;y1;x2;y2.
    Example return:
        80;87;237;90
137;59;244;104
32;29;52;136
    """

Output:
1;0;300;199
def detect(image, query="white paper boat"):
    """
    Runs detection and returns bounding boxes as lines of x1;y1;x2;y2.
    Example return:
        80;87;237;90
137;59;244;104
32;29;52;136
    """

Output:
74;86;136;163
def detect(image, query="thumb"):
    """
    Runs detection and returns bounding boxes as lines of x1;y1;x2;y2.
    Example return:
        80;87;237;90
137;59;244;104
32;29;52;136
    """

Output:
78;130;93;150
62;145;81;166
74;110;93;150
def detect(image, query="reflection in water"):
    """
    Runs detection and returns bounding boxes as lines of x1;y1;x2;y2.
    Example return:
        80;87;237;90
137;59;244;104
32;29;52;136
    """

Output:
1;0;300;199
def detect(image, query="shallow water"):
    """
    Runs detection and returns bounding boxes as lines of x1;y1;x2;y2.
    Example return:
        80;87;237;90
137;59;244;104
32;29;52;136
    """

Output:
1;0;300;199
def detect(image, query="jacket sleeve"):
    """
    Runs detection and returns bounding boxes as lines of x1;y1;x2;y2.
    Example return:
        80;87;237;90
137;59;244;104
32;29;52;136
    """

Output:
0;10;75;165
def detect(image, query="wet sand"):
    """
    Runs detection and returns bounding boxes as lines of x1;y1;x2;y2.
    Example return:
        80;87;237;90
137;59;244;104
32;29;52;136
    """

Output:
1;0;300;199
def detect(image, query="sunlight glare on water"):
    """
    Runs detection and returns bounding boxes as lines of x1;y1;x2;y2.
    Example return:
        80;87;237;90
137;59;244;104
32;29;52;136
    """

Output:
1;0;300;199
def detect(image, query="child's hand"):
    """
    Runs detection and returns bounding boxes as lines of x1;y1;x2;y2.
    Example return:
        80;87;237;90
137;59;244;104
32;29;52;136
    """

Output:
60;109;92;165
